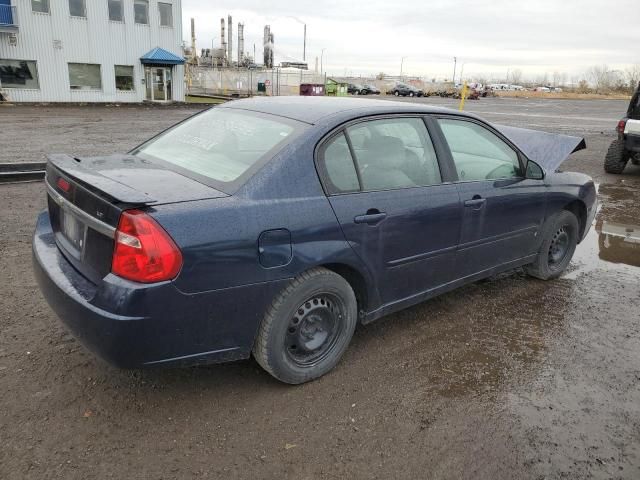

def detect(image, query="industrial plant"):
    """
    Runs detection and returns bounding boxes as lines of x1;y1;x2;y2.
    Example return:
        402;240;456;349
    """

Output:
185;15;279;70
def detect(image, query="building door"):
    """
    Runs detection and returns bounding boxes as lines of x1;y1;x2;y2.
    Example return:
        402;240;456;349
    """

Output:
144;67;172;101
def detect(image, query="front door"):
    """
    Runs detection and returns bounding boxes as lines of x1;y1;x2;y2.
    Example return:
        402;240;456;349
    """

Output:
319;116;462;306
435;117;547;277
145;67;172;101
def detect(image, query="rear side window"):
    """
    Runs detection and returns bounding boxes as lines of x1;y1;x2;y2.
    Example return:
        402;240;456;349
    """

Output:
438;119;521;181
346;117;441;191
320;133;360;194
133;109;299;184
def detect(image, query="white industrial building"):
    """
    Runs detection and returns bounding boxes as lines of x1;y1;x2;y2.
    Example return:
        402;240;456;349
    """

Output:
0;0;184;102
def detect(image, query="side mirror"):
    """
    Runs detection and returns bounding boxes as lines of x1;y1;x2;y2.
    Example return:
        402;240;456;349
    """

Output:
525;160;545;180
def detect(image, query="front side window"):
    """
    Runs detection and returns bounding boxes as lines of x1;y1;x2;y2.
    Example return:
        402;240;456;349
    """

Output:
68;63;102;90
158;2;173;27
133;109;300;185
134;0;148;24
438;118;522;181
31;0;49;13
320;133;360;194
346;117;441;191
69;0;86;17
115;65;134;91
108;0;123;21
0;59;39;89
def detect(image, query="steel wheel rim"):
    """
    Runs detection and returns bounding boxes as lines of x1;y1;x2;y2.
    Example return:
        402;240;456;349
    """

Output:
285;294;345;366
548;225;571;268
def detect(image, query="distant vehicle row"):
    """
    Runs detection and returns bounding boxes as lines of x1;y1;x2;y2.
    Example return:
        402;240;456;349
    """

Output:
347;84;381;95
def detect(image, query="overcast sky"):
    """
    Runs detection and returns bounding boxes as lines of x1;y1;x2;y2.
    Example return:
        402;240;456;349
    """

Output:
182;0;639;81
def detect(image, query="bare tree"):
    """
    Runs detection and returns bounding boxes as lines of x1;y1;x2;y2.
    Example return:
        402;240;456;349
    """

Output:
625;64;640;90
552;71;562;87
510;69;523;85
587;64;613;93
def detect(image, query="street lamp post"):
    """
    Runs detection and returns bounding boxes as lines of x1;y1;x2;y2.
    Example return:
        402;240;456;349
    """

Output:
452;56;457;84
400;56;407;80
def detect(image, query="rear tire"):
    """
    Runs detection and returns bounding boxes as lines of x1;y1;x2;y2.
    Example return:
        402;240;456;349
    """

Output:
525;210;579;280
604;139;629;174
253;268;357;384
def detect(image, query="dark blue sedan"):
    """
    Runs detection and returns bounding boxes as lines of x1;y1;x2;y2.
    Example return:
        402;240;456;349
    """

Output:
33;97;597;384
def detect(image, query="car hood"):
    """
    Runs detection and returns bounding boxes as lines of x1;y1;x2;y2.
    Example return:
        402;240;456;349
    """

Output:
495;125;586;171
47;154;228;205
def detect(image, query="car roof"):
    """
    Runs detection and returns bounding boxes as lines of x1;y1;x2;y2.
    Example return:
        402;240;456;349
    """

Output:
217;96;461;125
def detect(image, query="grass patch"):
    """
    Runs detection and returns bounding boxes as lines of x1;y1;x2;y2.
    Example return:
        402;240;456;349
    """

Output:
185;95;227;104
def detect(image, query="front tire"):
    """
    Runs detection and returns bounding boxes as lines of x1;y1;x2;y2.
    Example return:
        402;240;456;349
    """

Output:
253;268;357;384
394;91;399;96
604;139;629;174
525;210;579;280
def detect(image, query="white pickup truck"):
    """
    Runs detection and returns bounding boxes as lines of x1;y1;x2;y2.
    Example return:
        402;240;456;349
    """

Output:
605;82;640;173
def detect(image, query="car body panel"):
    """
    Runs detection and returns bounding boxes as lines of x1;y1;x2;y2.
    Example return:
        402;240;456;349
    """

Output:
495;125;586;172
327;184;462;304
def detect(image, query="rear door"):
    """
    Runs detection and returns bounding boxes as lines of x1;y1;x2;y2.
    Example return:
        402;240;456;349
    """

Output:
434;117;547;277
317;116;462;306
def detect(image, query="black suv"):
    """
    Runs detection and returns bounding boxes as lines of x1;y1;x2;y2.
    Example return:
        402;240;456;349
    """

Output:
605;82;640;173
360;84;380;95
387;83;423;97
347;83;363;95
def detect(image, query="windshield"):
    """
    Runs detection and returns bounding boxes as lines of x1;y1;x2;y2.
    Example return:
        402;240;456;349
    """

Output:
133;108;301;185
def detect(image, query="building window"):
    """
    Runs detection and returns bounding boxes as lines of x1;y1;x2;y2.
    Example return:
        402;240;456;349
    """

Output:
31;0;50;13
115;65;134;91
108;0;123;21
69;0;86;17
158;3;173;27
0;60;40;89
68;63;102;90
134;0;148;24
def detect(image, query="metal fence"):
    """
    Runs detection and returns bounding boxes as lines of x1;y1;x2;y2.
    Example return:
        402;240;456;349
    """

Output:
186;66;327;97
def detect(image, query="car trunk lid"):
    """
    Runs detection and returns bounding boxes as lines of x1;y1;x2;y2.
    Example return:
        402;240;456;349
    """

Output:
45;154;227;284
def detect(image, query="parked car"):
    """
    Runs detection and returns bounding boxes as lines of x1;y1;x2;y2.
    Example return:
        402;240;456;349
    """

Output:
360;84;380;95
387;83;423;97
347;83;363;95
604;81;640;173
33;97;596;384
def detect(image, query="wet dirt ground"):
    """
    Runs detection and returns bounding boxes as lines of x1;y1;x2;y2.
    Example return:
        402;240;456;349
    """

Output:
1;99;639;479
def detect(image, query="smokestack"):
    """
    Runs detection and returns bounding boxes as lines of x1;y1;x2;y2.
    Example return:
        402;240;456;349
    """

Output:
190;18;196;64
263;25;270;68
238;23;244;66
220;18;226;65
227;15;233;66
268;32;274;69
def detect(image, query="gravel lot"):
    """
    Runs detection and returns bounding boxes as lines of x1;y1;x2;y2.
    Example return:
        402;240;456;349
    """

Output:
1;98;639;480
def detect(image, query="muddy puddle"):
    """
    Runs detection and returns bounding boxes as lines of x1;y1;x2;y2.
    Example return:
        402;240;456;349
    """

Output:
568;180;640;279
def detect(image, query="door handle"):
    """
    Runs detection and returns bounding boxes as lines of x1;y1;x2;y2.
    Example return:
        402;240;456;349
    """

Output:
464;197;486;209
354;210;387;225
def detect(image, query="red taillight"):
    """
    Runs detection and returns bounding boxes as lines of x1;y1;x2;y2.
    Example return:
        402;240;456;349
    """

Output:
111;210;183;283
617;119;627;135
57;177;71;192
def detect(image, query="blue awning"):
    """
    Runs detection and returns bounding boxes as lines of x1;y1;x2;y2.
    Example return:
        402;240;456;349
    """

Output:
140;47;185;65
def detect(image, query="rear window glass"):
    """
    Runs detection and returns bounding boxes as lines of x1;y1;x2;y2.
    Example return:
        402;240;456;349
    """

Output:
133;108;299;184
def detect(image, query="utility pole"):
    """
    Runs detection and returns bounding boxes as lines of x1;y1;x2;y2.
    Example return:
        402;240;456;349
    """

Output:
400;56;407;80
452;56;457;84
303;24;306;62
320;48;326;74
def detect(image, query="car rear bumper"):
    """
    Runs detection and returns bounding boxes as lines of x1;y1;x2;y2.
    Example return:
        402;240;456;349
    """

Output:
33;211;290;368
